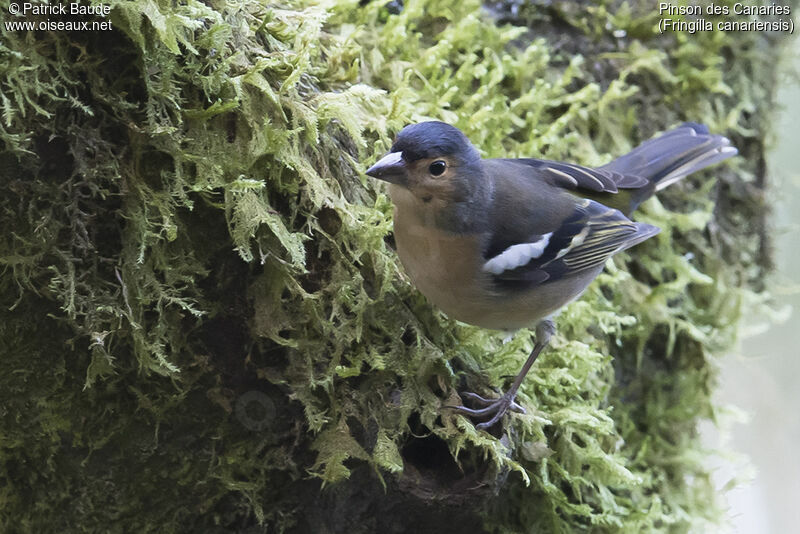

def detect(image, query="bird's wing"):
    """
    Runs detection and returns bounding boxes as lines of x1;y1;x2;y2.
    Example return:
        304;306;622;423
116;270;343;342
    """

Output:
483;198;659;286
510;158;650;193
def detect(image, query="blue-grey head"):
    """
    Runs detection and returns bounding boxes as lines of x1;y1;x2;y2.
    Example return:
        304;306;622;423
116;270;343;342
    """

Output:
365;121;484;205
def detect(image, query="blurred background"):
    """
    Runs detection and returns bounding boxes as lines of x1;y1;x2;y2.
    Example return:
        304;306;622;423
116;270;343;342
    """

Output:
711;32;800;533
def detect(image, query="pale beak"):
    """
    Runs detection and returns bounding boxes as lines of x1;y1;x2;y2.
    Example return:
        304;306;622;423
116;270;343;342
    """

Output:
365;151;408;186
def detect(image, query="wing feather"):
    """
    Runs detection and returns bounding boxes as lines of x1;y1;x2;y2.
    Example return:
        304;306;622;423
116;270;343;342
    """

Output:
510;158;650;193
484;199;659;287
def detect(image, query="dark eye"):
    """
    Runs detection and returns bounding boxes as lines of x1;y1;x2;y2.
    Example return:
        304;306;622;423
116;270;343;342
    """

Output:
429;160;446;176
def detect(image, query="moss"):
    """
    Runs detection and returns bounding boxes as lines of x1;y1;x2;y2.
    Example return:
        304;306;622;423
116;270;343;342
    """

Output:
0;0;792;532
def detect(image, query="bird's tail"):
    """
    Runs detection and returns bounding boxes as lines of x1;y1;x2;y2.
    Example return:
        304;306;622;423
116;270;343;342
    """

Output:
600;122;738;195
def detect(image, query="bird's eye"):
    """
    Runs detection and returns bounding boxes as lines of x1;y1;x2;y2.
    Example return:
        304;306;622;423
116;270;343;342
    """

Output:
429;160;447;176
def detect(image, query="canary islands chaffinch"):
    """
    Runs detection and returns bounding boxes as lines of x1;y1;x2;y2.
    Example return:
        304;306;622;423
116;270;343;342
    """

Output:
366;121;737;429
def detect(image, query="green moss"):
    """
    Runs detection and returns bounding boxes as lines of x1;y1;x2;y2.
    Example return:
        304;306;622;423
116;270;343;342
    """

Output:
0;0;792;532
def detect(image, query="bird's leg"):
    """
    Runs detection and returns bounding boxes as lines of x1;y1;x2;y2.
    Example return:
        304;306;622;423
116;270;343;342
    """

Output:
450;319;555;430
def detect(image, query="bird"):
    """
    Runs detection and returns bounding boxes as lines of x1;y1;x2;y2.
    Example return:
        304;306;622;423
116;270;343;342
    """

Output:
365;121;737;430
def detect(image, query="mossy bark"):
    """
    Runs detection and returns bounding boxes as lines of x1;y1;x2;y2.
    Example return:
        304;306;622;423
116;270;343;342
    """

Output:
0;0;793;532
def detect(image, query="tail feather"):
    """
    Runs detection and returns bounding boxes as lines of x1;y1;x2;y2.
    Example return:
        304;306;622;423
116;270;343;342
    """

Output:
600;122;738;191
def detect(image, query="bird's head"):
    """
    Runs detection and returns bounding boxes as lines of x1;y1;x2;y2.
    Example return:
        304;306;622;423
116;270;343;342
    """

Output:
365;121;483;205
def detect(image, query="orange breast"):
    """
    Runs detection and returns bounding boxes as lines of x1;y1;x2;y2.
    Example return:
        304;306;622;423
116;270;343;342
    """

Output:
389;185;598;330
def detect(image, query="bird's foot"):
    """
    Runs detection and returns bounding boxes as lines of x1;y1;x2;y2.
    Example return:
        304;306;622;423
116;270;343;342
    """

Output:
450;391;525;430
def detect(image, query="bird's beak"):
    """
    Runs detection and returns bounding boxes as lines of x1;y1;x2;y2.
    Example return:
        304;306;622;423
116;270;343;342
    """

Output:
365;151;408;187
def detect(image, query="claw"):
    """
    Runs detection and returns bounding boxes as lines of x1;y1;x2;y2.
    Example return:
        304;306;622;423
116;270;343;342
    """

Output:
458;391;495;406
458;391;523;412
476;411;506;430
449;402;502;418
447;391;524;429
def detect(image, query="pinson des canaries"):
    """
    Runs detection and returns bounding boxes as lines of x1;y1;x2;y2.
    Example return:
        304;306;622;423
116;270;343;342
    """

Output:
366;121;737;429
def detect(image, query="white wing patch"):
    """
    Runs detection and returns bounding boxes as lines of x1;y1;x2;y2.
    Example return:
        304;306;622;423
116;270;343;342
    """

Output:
482;233;553;275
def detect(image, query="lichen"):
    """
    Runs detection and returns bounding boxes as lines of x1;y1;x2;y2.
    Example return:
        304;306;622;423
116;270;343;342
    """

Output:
0;0;791;532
